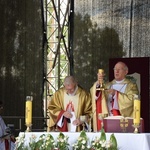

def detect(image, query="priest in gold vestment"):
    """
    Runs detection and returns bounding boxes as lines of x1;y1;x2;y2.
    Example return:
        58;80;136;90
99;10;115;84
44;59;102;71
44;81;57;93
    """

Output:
91;62;139;132
90;69;108;132
105;61;139;117
48;76;92;132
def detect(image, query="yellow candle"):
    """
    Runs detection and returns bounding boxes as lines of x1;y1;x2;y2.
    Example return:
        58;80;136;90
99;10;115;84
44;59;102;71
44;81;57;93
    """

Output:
133;99;141;125
25;96;33;125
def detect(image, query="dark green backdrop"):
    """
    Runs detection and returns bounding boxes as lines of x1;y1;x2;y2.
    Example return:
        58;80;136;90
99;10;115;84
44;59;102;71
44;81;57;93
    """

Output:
0;0;44;132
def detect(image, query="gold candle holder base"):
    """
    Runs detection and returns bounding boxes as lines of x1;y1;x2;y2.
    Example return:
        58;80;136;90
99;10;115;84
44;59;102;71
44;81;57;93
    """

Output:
133;124;140;133
96;87;105;91
25;124;32;132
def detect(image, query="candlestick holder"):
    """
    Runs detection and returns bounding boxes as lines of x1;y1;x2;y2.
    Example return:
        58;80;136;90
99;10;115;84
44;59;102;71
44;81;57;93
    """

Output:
133;124;140;133
25;124;32;132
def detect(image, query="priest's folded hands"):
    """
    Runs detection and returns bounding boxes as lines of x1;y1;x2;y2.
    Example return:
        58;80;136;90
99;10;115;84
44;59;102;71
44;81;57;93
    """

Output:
106;89;116;96
63;111;82;126
63;111;73;118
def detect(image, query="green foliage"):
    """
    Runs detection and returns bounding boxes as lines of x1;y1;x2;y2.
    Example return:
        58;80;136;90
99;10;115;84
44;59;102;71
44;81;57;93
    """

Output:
100;127;106;141
109;133;118;150
91;130;118;150
56;132;69;150
72;130;90;150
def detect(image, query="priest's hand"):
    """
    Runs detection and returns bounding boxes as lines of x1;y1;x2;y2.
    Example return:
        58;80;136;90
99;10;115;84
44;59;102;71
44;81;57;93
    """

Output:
72;119;82;126
107;89;116;96
63;111;73;118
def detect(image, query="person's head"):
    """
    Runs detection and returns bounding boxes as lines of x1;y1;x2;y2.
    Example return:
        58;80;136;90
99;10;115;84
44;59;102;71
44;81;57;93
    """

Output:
113;61;128;81
63;76;77;94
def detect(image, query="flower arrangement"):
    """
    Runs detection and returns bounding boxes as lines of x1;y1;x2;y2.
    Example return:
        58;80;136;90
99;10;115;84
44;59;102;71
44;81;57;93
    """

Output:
72;129;117;150
15;132;68;150
56;132;69;150
15;133;28;150
91;128;117;150
15;129;117;150
31;134;56;149
72;130;90;150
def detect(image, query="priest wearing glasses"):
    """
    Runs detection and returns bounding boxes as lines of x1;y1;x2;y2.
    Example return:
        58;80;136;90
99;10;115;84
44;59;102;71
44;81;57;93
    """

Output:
106;61;139;117
90;61;139;132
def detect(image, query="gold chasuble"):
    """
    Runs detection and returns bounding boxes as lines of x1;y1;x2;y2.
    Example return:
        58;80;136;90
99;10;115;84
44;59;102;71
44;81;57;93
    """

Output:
90;82;108;132
105;78;139;117
48;86;92;132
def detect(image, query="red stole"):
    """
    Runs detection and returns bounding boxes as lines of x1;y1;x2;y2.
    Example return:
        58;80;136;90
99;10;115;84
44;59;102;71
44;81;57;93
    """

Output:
5;139;9;150
96;91;102;131
56;110;68;132
5;137;16;150
111;91;121;116
56;102;75;132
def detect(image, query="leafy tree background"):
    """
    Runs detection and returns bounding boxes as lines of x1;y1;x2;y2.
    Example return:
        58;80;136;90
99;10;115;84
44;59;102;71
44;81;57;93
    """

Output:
73;13;125;91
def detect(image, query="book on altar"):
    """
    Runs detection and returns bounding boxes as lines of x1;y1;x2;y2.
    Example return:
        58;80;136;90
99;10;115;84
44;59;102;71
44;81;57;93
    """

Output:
103;116;144;133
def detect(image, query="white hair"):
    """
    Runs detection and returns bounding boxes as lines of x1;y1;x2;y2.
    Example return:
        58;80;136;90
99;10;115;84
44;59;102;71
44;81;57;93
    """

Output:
63;76;77;85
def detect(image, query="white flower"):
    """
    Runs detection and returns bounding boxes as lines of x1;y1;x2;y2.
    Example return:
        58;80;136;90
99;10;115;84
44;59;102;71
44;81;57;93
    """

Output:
101;141;107;147
81;145;85;149
81;140;86;144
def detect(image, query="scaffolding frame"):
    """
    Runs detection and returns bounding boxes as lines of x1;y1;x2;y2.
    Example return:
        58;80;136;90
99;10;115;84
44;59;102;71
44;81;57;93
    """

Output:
43;0;74;123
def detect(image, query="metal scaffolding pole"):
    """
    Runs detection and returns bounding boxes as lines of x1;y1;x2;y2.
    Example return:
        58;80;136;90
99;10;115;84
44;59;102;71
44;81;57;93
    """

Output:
43;0;74;128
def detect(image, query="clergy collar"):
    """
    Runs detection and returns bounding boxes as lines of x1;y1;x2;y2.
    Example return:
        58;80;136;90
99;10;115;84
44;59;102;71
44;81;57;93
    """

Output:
115;79;125;84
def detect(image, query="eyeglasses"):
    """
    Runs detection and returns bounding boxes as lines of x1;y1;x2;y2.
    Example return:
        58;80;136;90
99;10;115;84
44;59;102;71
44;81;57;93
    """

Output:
113;68;125;71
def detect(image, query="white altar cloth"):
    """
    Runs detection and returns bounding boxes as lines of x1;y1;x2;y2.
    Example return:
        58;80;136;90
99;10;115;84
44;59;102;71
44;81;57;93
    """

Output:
19;132;150;150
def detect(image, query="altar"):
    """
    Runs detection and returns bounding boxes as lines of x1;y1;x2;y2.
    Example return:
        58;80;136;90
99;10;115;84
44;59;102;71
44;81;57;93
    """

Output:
18;132;150;150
